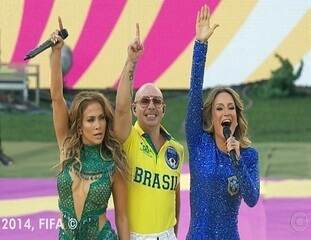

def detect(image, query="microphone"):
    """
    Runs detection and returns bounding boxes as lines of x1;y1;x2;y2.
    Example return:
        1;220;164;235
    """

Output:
24;29;68;60
222;121;239;166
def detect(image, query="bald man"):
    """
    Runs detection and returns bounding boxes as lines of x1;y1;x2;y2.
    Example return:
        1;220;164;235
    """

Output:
114;25;184;240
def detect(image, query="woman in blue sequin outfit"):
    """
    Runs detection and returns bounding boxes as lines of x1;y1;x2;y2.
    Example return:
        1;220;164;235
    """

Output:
50;18;129;240
186;5;260;240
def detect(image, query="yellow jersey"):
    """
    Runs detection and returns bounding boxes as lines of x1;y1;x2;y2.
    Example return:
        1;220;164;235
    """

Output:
123;121;184;234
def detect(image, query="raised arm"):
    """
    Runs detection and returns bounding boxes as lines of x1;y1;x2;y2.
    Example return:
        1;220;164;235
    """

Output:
50;17;69;151
186;5;219;147
114;24;143;143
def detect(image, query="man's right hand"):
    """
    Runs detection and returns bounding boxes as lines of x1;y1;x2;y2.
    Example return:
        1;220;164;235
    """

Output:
127;23;143;63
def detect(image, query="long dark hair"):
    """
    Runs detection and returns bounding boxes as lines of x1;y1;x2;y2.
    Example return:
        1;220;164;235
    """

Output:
60;91;128;178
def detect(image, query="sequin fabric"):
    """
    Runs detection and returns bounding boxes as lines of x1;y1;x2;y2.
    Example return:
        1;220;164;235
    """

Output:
57;144;117;240
185;41;260;240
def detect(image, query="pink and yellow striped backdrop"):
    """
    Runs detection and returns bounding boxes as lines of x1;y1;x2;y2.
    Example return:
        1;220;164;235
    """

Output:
0;0;310;89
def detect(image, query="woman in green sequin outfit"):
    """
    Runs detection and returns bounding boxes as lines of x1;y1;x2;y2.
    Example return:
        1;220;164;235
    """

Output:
50;18;129;240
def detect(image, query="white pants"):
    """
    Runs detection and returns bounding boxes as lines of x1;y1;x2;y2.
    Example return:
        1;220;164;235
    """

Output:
130;228;177;240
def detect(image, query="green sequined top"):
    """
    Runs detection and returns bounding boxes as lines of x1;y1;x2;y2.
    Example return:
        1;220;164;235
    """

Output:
57;144;115;239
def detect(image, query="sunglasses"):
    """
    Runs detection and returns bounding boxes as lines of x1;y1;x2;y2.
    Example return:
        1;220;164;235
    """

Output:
135;96;164;108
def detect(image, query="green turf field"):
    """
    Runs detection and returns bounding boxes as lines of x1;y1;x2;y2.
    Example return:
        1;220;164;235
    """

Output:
1;92;310;142
0;91;310;178
0;141;310;179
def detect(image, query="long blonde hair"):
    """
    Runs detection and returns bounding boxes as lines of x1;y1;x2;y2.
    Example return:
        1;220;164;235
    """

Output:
203;87;251;148
60;91;128;178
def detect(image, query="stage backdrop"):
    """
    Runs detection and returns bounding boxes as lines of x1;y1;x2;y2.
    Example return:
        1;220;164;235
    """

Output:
0;0;310;89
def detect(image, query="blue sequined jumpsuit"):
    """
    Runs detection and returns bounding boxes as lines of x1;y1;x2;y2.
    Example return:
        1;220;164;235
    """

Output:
185;41;260;240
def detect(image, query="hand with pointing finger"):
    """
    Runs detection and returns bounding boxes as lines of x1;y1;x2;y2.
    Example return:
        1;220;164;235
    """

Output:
51;17;65;51
127;23;143;63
